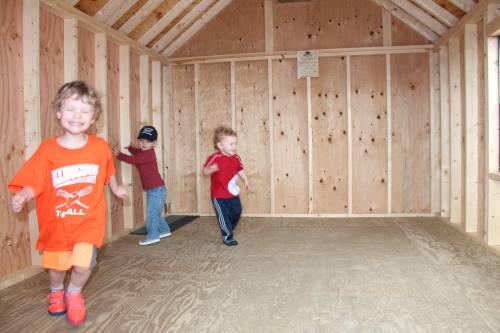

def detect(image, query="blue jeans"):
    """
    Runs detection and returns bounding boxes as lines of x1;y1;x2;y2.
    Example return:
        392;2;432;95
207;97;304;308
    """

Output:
146;186;170;240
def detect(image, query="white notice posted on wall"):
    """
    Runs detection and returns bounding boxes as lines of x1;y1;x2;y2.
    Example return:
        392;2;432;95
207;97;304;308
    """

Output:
297;50;319;79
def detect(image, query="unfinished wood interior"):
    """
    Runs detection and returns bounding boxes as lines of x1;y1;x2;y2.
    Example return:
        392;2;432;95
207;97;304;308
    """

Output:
3;0;500;305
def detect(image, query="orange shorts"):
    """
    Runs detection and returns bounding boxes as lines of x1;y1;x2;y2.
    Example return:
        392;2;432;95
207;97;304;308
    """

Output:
41;243;96;271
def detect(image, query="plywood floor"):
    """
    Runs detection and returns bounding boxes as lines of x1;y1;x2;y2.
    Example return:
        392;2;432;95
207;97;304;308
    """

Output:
2;217;500;332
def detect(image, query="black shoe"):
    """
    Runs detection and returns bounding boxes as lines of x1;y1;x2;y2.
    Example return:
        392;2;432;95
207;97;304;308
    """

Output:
223;239;238;246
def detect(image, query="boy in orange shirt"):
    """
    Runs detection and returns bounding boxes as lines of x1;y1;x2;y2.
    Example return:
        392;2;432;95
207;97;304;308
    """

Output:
9;81;128;326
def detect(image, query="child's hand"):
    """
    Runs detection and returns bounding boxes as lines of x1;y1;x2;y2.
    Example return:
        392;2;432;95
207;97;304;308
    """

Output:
112;146;120;156
205;164;219;175
244;181;253;193
11;188;34;213
113;185;128;199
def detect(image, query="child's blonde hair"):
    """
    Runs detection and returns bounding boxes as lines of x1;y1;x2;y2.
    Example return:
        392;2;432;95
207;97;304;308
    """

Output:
52;81;102;120
213;126;237;150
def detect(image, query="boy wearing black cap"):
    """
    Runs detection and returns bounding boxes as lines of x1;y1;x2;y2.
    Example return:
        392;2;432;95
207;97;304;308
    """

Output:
112;125;171;245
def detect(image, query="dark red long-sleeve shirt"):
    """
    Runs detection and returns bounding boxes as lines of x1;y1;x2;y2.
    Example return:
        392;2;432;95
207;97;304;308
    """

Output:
117;147;164;190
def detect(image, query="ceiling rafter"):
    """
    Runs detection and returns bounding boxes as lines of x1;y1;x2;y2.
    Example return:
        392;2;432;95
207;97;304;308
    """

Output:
66;0;79;5
391;0;447;35
374;0;439;42
94;0;137;26
163;0;232;57
411;0;458;27
139;0;195;46
152;0;217;53
119;0;165;35
448;0;476;12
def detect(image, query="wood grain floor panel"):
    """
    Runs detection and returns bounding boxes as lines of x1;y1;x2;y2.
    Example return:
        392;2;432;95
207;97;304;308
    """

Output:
2;217;500;332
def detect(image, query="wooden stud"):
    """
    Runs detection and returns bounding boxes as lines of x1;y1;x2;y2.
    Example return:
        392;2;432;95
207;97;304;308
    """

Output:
161;0;233;57
162;65;173;207
386;53;392;213
23;0;41;266
152;0;217;53
439;46;450;218
41;0;168;63
382;9;392;47
119;0;164;35
346;55;353;214
152;61;163;179
264;0;273;53
448;37;462;225
140;55;150;125
119;45;133;229
307;76;313;213
138;0;193;46
411;0;458;27
231;61;236;130
374;0;439;42
485;12;500;245
464;23;479;233
268;59;275;214
194;63;201;214
94;0;136;26
64;18;78;82
95;33;108;138
94;32;112;238
391;0;448;35
430;51;441;215
448;0;476;12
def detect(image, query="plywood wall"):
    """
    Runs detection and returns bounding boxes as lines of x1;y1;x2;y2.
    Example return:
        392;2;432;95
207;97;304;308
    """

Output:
235;61;271;213
351;55;388;213
311;57;348;213
40;8;64;140
171;65;197;213
0;0;31;278
392;16;429;46
273;0;383;51
173;0;265;58
272;59;309;213
477;20;486;238
130;52;144;227
107;40;125;235
391;54;430;213
199;63;232;214
78;27;95;85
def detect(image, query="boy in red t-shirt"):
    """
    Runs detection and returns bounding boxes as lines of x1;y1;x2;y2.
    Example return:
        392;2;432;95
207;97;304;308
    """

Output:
9;81;128;326
203;126;251;246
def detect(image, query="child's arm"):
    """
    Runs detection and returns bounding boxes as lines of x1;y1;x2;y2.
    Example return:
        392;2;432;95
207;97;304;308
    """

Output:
108;175;129;199
127;145;141;155
202;163;219;176
238;170;252;192
11;186;35;213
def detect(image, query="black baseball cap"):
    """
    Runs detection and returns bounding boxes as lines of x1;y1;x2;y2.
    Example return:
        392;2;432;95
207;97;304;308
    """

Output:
137;125;158;141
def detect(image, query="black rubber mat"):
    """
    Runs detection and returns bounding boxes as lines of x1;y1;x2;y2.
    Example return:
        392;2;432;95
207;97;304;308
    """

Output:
129;215;199;235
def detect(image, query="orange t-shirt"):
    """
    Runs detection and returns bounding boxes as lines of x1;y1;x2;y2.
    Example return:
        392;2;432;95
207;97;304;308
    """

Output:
8;135;115;251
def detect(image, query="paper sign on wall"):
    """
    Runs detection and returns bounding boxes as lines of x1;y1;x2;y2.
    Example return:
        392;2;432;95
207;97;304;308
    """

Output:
297;50;319;79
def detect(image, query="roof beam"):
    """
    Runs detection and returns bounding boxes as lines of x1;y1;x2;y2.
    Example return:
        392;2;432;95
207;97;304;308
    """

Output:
163;0;234;57
41;0;168;63
411;0;458;27
94;0;137;26
391;0;448;35
152;0;216;53
66;0;79;5
139;0;194;46
119;0;164;35
374;0;439;42
448;0;476;12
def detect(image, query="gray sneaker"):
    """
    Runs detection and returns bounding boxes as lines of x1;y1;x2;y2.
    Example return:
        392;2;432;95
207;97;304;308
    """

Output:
139;238;160;246
159;231;172;239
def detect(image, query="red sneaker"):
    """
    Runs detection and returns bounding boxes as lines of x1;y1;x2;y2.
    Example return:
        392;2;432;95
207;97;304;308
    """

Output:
48;290;66;316
65;292;86;326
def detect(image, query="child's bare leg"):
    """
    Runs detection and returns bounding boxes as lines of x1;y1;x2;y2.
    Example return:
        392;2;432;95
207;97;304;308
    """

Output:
47;269;66;289
68;266;91;292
